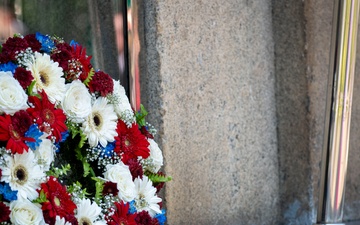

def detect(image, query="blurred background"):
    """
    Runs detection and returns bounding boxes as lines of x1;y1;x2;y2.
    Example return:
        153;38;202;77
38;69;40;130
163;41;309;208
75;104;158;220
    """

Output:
0;0;131;97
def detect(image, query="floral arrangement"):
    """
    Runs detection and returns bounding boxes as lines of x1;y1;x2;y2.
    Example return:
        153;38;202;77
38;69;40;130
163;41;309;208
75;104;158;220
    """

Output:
0;33;171;225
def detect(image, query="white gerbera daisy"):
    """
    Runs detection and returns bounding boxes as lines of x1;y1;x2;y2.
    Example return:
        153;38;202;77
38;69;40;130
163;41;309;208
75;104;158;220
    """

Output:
55;216;72;225
76;199;106;225
0;150;45;200
134;176;162;217
82;97;118;148
28;52;65;104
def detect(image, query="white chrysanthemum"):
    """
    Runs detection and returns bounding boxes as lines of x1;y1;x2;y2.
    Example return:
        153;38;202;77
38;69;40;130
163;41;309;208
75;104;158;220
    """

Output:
0;150;45;200
111;79;134;117
134;176;162;217
104;162;136;202
10;199;46;225
62;80;92;123
34;136;55;171
0;71;28;115
76;199;106;225
55;216;72;225
142;138;163;173
82;97;118;147
28;52;65;104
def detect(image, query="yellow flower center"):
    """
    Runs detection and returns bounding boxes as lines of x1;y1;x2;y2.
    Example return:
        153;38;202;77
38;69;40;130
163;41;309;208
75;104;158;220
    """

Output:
54;196;61;207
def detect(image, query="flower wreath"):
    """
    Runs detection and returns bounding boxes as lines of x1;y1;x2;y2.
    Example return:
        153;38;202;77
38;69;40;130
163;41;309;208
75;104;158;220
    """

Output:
0;33;171;225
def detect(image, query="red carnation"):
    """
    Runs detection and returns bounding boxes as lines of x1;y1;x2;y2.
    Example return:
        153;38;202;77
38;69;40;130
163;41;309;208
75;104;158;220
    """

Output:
88;70;114;96
0;113;34;154
51;42;72;76
27;91;67;142
140;126;154;139
0;36;28;61
126;158;144;181
13;67;34;89
12;110;32;134
103;181;119;196
39;176;77;224
106;201;136;225
23;34;42;52
135;211;159;225
0;202;10;222
115;120;150;163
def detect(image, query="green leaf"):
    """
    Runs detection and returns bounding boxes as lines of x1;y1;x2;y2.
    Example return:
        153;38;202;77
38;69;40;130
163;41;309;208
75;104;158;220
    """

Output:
67;181;89;199
27;81;38;96
46;164;71;178
92;177;105;204
146;172;172;183
74;146;91;177
66;121;80;139
33;190;48;204
83;68;95;86
135;104;148;127
78;130;87;148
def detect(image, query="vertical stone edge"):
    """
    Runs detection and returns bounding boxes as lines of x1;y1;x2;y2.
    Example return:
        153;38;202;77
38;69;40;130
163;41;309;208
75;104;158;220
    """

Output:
272;1;315;224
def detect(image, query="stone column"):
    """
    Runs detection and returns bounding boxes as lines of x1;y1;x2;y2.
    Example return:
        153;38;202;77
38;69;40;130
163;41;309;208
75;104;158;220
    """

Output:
140;1;280;224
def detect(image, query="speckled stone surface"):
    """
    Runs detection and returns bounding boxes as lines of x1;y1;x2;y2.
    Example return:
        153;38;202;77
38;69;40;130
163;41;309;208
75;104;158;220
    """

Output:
138;0;360;224
140;1;280;224
272;1;313;224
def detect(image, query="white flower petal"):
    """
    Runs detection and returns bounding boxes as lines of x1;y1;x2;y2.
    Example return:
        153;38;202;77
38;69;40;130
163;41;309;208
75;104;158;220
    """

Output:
0;71;28;115
82;97;117;148
134;175;162;216
10;199;45;225
28;52;65;104
0;151;45;200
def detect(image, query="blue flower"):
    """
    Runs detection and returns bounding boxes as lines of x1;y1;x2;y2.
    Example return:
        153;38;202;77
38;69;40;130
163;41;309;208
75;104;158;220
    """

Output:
155;209;167;225
0;182;17;201
35;32;55;53
128;200;137;214
70;40;79;48
99;141;116;158
54;130;70;152
59;130;69;143
0;61;17;73
25;124;43;150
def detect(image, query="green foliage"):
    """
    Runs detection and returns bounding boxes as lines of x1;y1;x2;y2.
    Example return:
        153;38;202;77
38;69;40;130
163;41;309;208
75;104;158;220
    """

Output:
67;181;89;200
74;146;93;177
46;164;71;178
146;172;172;183
27;81;40;97
92;177;105;204
83;68;95;87
135;104;148;127
33;190;48;204
66;120;87;148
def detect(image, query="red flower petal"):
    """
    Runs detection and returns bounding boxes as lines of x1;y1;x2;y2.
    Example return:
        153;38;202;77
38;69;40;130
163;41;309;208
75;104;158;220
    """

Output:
115;121;150;163
39;177;77;222
27;92;67;142
106;201;136;225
